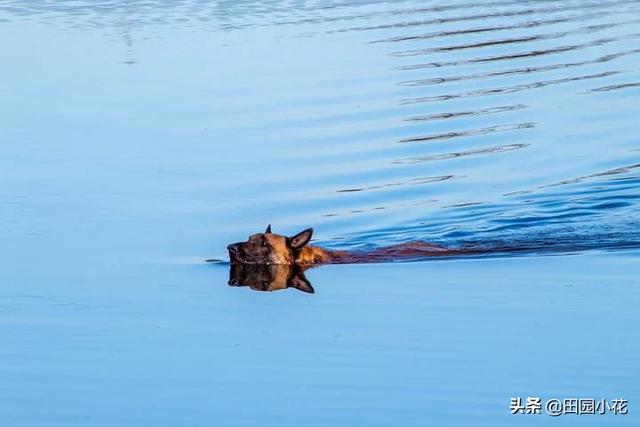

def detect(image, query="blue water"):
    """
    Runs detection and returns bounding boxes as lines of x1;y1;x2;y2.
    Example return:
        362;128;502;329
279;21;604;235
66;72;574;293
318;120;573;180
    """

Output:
1;1;639;425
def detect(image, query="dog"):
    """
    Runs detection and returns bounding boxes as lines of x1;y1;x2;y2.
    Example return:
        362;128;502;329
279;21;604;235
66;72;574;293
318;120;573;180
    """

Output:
225;225;471;292
227;225;464;266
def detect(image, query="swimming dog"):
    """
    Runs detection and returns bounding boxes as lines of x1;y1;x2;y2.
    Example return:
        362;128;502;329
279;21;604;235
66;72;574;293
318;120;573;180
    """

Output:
227;225;463;266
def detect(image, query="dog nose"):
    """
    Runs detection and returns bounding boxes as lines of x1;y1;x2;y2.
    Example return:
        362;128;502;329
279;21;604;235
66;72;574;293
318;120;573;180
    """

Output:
227;243;238;253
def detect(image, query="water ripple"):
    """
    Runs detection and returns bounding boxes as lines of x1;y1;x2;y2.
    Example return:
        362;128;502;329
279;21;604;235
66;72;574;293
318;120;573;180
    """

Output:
393;144;531;165
336;174;456;193
335;0;639;34
396;33;640;70
398;122;536;144
403;104;529;123
3;0;639;257
587;81;640;92
390;17;640;57
398;48;640;87
401;71;621;105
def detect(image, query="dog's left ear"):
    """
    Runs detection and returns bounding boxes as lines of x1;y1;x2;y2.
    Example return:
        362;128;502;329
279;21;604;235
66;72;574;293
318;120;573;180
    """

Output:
290;273;314;294
265;224;272;234
288;228;313;250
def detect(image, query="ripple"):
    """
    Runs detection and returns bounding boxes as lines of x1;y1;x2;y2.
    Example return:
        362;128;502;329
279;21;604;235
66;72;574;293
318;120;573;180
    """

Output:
370;12;603;44
393;144;530;165
404;104;528;123
336;0;638;34
396;33;640;70
390;17;640;57
587;81;640;92
398;122;535;144
401;71;621;105
336;174;456;193
3;0;639;258
398;48;640;87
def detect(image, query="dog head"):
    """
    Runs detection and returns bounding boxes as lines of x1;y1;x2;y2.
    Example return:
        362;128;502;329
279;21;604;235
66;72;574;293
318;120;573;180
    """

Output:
228;263;314;293
227;225;313;265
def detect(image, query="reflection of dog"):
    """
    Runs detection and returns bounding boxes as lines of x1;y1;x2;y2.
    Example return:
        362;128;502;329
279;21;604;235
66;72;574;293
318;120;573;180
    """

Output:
227;225;462;266
228;263;314;293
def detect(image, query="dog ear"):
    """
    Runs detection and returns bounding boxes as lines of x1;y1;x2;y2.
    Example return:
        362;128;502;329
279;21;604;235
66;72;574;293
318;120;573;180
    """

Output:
265;224;272;234
290;273;314;294
288;228;313;250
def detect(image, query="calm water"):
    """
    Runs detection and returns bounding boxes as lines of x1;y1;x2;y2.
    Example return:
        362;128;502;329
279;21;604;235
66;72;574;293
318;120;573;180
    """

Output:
1;0;639;425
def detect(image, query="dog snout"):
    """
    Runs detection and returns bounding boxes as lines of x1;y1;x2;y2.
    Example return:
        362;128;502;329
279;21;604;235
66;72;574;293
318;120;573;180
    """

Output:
228;243;245;261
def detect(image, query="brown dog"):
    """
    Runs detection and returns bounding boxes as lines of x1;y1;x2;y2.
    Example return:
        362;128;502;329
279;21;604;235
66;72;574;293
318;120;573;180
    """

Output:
227;225;463;266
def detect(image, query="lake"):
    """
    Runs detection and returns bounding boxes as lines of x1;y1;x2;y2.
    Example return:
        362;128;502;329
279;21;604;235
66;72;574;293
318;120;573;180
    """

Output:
1;0;639;425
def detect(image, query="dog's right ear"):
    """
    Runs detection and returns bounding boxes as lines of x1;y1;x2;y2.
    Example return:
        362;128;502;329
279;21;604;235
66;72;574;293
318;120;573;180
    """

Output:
290;273;314;294
265;224;272;234
288;228;313;250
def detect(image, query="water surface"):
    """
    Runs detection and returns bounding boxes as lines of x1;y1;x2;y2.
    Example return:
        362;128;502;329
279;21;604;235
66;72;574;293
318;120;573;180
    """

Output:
1;0;639;425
